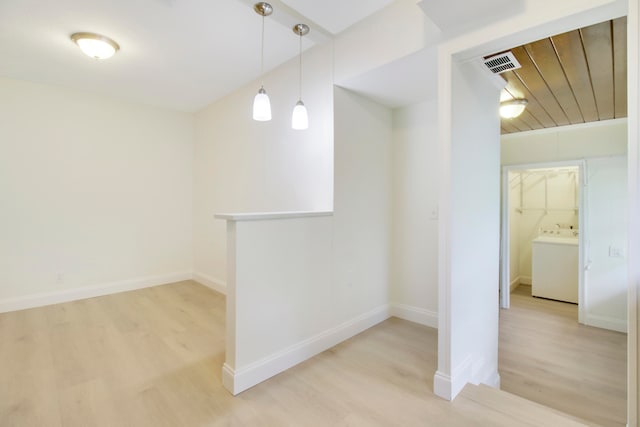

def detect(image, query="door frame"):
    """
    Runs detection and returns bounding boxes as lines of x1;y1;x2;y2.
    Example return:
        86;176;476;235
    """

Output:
499;160;586;324
435;0;637;422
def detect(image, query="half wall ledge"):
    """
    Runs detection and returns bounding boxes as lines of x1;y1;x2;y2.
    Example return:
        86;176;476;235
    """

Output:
215;209;337;395
214;210;333;221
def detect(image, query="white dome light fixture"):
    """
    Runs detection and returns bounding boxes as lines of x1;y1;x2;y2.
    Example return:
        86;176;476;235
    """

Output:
252;2;273;122
500;98;528;119
291;23;309;130
71;32;120;60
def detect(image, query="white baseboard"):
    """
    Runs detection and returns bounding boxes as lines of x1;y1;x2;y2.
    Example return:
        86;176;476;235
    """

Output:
482;371;501;389
0;271;192;314
222;304;391;395
519;276;532;285
584;313;627;333
192;271;227;295
434;355;473;401
389;303;438;328
433;371;453;400
434;355;498;401
472;356;500;389
510;276;520;292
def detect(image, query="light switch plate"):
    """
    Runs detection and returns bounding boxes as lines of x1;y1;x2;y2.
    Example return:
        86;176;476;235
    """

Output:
609;245;625;258
429;206;439;220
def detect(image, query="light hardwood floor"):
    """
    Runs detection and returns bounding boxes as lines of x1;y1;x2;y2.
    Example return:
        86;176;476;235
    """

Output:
499;285;627;427
0;280;605;426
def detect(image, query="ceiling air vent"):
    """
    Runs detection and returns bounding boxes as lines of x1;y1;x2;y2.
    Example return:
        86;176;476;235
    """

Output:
483;51;521;74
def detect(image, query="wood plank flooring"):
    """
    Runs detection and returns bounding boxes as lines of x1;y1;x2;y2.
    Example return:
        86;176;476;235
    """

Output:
0;280;618;426
460;383;594;427
499;285;627;427
0;281;450;426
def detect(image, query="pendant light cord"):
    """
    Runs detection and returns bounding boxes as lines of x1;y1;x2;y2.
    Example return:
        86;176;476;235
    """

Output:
260;14;265;87
298;32;302;100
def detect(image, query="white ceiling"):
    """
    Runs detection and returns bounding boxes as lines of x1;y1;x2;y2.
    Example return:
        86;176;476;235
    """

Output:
417;0;526;35
280;0;394;34
0;0;396;113
0;0;525;113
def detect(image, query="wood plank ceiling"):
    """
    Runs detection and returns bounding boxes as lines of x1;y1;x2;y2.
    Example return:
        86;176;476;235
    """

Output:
498;17;627;134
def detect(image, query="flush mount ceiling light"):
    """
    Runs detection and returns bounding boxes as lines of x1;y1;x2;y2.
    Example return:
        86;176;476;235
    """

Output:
252;2;273;122
500;99;528;119
291;23;309;130
70;32;120;60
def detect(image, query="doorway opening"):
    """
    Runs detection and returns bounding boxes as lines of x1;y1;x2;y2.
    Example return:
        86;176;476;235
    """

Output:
500;161;585;316
488;14;630;425
498;156;628;424
436;1;636;424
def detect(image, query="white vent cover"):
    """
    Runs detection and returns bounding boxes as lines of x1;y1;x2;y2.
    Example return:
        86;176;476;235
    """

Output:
483;51;521;74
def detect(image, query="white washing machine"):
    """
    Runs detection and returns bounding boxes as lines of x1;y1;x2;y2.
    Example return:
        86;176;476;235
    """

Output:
531;236;579;303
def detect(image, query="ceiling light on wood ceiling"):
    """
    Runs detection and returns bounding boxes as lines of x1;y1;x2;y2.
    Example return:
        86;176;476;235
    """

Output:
500;99;528;118
71;32;119;60
252;2;273;122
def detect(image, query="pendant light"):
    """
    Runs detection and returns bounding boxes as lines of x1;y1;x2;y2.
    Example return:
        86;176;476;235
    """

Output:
291;24;309;130
253;2;273;121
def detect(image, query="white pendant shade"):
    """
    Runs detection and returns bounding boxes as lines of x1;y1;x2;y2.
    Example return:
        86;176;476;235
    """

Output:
500;99;528;118
252;3;273;122
253;87;272;121
291;100;308;130
71;33;119;59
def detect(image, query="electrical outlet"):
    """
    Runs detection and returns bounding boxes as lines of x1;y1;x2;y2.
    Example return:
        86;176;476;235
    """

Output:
56;272;65;284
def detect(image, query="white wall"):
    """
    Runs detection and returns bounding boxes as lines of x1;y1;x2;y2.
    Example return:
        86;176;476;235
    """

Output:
435;59;502;399
193;44;334;290
390;100;439;326
502;119;627;165
585;156;628;331
333;87;393;324
508;171;521;287
0;77;194;310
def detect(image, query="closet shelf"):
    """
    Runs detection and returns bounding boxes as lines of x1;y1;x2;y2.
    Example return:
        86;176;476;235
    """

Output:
512;169;579;216
516;207;578;213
